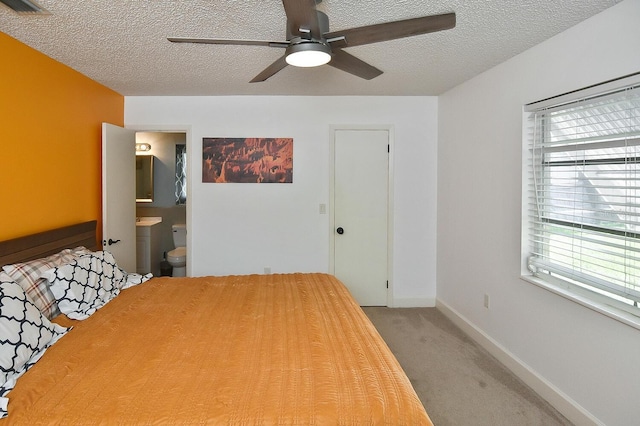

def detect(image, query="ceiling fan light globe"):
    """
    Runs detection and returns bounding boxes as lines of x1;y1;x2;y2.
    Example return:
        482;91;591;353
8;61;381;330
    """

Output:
285;42;331;67
286;50;331;67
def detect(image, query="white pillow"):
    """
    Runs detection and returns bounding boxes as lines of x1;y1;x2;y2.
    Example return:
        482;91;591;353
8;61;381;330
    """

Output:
122;272;153;290
0;273;70;418
41;251;127;320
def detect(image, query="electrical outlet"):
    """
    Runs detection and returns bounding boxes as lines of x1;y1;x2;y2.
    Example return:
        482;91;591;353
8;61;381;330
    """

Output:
484;294;490;309
264;266;271;274
319;203;327;214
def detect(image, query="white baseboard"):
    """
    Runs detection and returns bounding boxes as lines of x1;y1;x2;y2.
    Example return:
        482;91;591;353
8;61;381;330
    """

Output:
391;297;436;308
436;299;604;426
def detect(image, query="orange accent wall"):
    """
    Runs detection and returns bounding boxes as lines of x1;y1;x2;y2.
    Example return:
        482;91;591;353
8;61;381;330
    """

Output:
0;32;123;242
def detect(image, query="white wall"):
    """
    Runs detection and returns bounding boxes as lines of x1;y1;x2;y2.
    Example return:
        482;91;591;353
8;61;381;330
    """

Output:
437;1;640;425
125;96;438;305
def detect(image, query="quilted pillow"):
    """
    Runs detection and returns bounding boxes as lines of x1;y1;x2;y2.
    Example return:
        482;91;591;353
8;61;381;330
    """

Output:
2;247;90;320
0;273;70;418
41;251;128;320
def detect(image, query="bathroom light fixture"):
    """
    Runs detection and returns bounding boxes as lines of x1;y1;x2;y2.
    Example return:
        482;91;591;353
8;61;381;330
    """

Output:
285;41;331;68
136;143;151;152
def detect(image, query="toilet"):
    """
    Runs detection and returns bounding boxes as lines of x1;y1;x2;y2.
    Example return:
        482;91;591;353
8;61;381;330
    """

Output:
167;224;187;277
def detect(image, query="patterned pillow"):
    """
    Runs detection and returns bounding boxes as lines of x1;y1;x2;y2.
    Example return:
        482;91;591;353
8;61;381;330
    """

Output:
0;273;70;418
2;247;90;320
122;272;153;290
41;251;127;320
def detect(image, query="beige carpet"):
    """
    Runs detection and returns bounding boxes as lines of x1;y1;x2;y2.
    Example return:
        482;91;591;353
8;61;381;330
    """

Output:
363;307;573;426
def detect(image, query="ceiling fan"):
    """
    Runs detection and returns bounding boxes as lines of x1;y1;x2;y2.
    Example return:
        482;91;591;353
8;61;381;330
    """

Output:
168;0;455;83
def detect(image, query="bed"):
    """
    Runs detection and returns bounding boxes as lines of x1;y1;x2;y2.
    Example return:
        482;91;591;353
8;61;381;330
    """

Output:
0;221;432;425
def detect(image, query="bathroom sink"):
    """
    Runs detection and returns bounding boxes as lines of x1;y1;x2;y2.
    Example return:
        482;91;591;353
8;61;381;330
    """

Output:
135;216;162;226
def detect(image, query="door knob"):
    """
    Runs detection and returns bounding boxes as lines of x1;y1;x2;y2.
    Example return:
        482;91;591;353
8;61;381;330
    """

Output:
336;227;344;235
105;238;121;246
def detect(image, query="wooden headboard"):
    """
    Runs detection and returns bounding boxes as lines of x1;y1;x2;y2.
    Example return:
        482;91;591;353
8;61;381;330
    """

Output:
0;221;98;268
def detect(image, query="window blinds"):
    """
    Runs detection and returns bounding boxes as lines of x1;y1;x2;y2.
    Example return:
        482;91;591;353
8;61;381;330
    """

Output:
527;84;640;306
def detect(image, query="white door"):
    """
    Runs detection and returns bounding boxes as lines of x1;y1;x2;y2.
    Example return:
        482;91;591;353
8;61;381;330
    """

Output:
333;129;389;306
102;123;137;272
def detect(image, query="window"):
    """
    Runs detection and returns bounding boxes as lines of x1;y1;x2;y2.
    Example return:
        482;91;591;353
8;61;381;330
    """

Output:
175;144;187;205
525;81;640;318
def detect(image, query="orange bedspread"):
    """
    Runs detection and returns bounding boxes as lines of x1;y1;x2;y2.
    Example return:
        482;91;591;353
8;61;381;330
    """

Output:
1;273;432;425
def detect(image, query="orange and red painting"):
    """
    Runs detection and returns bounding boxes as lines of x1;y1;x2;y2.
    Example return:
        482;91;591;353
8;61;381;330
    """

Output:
202;137;293;183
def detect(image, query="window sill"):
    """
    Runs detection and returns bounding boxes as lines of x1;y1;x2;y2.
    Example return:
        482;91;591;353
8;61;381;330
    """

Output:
520;274;640;331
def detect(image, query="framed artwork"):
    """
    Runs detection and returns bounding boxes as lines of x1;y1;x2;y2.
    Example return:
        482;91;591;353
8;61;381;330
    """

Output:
202;137;293;183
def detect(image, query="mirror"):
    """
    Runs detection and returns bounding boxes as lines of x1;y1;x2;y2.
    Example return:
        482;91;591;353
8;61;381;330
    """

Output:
136;155;154;203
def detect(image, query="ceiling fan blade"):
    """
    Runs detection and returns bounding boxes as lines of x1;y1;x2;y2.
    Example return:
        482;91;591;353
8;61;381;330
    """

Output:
324;12;455;47
168;37;289;48
250;55;289;83
282;0;321;39
328;49;382;80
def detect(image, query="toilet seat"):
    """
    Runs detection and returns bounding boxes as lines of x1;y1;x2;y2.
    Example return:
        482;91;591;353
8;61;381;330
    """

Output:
167;246;186;266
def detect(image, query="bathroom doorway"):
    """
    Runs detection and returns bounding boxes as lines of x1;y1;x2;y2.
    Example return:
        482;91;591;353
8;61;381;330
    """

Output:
134;131;187;276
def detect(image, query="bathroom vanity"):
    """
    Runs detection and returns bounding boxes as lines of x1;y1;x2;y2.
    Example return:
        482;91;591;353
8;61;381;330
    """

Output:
136;216;162;276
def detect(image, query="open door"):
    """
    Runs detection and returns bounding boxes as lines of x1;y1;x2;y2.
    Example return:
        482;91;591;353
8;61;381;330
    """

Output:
102;123;136;272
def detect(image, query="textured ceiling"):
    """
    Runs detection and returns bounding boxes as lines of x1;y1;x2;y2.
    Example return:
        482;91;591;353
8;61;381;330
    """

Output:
0;0;622;96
